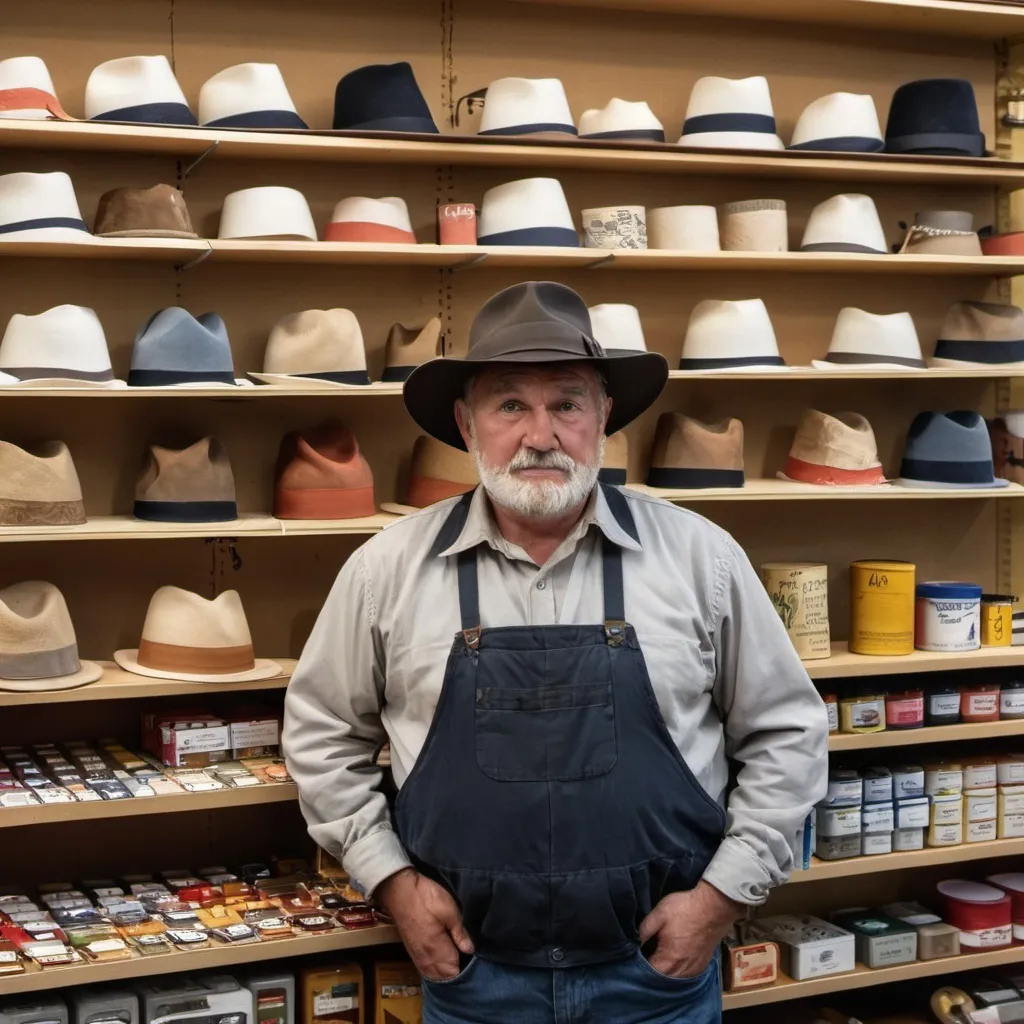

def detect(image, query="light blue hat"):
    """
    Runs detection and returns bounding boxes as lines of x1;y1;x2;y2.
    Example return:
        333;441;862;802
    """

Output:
128;308;236;387
897;410;1008;489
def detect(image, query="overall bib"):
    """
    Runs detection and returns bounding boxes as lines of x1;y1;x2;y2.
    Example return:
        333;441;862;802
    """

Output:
395;486;726;970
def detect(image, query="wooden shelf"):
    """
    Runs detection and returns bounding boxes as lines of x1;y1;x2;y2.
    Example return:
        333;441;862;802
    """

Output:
806;642;1024;679
633;480;1024;502
722;945;1024;1010
0;925;400;994
0;513;399;543
667;367;1024;381
0;660;294;706
830;716;1024;751
5;239;1023;276
509;0;1024;40
2;120;1022;186
791;836;1024;885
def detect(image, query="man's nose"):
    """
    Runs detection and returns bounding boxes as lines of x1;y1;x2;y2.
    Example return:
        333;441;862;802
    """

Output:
520;408;558;451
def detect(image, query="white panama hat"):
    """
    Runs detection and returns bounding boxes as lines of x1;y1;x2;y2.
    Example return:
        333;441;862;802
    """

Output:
478;77;576;137
790;92;884;152
588;304;648;355
812;308;925;370
477;178;578;247
0;57;61;119
800;193;888;254
579;98;664;142
680;298;787;373
218;186;317;241
324;196;415;243
199;62;307;129
0;171;90;243
85;55;196;125
678;76;783;150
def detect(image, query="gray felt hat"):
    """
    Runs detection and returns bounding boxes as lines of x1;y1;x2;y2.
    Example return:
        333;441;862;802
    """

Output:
128;308;236;387
897;410;1008;489
403;281;668;450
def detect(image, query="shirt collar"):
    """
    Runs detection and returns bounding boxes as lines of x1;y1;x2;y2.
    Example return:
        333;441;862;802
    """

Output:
437;485;643;561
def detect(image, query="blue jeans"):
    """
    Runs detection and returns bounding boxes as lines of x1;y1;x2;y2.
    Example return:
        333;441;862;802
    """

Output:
422;951;722;1024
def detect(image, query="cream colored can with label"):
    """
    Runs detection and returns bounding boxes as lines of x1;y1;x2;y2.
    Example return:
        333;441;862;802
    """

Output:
761;563;831;660
849;561;915;656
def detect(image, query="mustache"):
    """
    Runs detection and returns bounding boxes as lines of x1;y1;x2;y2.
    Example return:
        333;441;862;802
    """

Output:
504;448;580;473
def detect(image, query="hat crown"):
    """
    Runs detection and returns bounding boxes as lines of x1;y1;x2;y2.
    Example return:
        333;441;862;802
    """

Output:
940;301;1024;342
0;440;83;502
0;56;56;93
915;210;973;232
140;586;253;649
588;304;647;352
904;410;991;463
683;298;779;359
329;196;412;231
136;437;235;502
686;76;773;117
791;92;882;145
478;177;576;237
264;309;366;374
85;55;190;117
651;413;744;470
218;185;317;241
332;61;436;131
0;171;83;224
888;78;981;135
578;98;662;135
0;581;76;656
385;318;442;366
199;62;299;124
479;77;574;132
602;430;629;471
94;183;194;236
132;307;233;373
790;410;880;470
0;305;112;374
801;192;887;252
828;307;922;360
278;424;372;489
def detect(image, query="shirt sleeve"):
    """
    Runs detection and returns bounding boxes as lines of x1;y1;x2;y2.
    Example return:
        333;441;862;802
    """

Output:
701;537;830;906
283;546;412;896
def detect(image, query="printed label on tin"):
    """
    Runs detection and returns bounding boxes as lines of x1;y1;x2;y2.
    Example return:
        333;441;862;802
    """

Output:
960;924;1012;948
966;693;999;717
826;703;839;733
928;692;960;717
850;700;884;729
916;598;981;652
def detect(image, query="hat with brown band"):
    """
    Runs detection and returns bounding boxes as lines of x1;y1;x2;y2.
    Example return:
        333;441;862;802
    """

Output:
0;440;85;526
94;184;198;239
0;581;101;693
114;586;282;683
645;414;744;489
380;435;478;515
133;437;237;523
403;281;668;450
382;318;443;383
274;423;376;520
780;409;885;486
599;431;628;485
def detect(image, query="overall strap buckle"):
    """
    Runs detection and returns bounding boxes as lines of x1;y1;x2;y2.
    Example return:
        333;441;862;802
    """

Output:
604;619;627;647
463;626;482;650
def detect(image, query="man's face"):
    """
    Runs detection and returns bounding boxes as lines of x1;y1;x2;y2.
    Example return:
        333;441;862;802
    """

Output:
455;363;611;518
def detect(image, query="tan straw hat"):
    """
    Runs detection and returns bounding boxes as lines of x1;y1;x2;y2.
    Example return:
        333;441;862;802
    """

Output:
133;437;237;522
114;586;282;683
382;318;443;383
0;440;85;526
380;435;478;515
599;431;628;485
0;581;101;692
780;409;885;485
646;414;744;489
251;309;371;388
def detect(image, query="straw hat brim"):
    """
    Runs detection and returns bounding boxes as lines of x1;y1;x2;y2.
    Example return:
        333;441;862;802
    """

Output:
404;350;668;450
113;650;284;683
0;378;127;389
248;372;373;389
0;659;103;693
97;228;200;239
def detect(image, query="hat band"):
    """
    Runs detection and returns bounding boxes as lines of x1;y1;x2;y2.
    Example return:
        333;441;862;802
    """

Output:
789;136;884;153
479;123;578;136
800;242;888;254
128;369;236;386
934;339;1024;364
0;366;114;382
886;131;985;157
679;355;784;370
274;485;376;520
0;217;88;235
683;113;776;135
647;467;744;489
335;115;439;134
785;456;884;485
204;109;308;130
91;102;198;126
823;351;926;368
381;364;416;382
597;467;628;486
581;128;665;143
0;87;68;118
0;644;80;680
0;498;85;526
900;457;994;484
138;638;255;675
287;370;371;385
477;226;579;247
133;500;238;523
324;222;417;244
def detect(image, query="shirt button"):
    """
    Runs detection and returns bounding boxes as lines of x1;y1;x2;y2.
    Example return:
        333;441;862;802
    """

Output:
549;947;565;963
536;579;547;590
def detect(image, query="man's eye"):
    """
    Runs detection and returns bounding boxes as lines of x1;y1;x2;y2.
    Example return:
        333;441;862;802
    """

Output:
558;402;578;412
500;401;521;413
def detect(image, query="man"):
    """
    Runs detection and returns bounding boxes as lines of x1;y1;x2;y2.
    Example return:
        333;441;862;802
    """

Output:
284;281;828;1024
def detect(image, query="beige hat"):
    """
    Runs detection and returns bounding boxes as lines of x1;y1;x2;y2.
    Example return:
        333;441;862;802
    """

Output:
114;586;282;683
133;437;237;522
599;431;628;485
721;199;788;252
250;309;370;388
780;410;885;485
382;318;443;382
380;435;477;515
933;301;1024;368
646;414;744;489
0;581;101;692
0;440;85;526
900;213;982;256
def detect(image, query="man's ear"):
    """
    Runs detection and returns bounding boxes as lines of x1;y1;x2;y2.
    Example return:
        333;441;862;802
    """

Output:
455;399;474;450
602;395;613;433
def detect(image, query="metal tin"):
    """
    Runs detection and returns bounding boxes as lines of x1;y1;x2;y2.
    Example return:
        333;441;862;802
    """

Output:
849;560;915;656
915;581;982;652
982;594;1016;647
760;563;831;661
840;694;885;733
1001;681;1024;720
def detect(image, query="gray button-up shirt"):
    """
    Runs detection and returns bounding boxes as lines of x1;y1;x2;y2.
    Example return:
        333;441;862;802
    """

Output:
284;486;829;906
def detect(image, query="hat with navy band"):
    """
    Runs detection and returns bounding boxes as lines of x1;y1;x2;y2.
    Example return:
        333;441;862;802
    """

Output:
0;171;90;242
789;93;884;153
932;301;1024;369
85;55;197;126
129;308;237;388
679;298;787;372
333;62;438;134
599;431;629;486
477;178;579;247
646;413;745;489
578;99;664;143
677;76;783;151
199;63;307;130
897;410;1008;489
885;78;985;157
133;437;238;522
478;78;576;137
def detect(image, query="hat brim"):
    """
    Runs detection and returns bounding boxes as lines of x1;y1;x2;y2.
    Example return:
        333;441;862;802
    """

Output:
97;228;200;239
403;350;669;450
0;660;103;693
894;476;1010;490
248;372;373;389
810;360;926;372
113;650;284;683
0;377;127;389
379;502;423;516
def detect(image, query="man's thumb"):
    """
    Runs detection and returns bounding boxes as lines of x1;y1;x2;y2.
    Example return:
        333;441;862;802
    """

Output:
638;907;663;944
448;919;475;955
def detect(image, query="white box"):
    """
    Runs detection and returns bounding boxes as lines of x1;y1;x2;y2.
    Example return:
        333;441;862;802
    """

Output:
965;789;997;823
895;797;929;829
930;794;963;826
862;803;894;834
816;806;861;838
744;915;856;981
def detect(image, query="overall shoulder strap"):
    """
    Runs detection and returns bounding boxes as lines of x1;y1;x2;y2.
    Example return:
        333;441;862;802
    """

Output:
599;484;634;645
428;490;482;647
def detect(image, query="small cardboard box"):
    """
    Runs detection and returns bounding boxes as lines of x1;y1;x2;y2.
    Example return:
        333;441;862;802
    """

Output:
302;964;363;1024
744;915;856;981
375;961;422;1024
830;910;918;969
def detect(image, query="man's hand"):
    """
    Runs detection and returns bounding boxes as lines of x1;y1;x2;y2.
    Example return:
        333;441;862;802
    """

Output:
375;868;474;981
638;882;744;979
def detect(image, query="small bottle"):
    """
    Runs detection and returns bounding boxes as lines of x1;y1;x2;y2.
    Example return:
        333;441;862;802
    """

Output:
926;685;960;726
822;693;839;733
960;682;1000;723
1001;680;1024;720
886;689;924;730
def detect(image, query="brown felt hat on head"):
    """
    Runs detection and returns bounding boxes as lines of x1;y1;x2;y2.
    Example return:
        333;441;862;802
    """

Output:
403;281;668;451
94;184;198;239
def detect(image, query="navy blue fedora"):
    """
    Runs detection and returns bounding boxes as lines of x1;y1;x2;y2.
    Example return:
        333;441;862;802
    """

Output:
333;62;438;134
885;79;985;157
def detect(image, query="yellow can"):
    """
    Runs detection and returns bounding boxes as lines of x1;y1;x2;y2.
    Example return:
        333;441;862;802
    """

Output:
849;560;915;656
982;595;1015;647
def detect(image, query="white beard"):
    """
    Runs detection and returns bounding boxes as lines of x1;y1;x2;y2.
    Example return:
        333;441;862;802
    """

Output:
470;435;605;518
